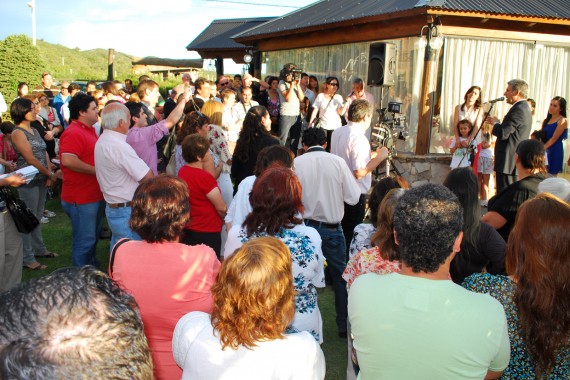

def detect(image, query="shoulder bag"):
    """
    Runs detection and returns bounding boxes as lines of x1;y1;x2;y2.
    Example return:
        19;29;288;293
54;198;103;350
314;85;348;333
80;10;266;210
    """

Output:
0;186;39;233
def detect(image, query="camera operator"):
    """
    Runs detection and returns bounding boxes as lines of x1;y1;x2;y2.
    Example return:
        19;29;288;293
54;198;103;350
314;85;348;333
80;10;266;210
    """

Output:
278;63;304;147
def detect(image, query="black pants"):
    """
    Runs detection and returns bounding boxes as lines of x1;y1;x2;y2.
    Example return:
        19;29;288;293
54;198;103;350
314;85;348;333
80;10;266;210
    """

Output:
341;194;367;257
325;129;334;152
495;172;517;194
180;229;221;259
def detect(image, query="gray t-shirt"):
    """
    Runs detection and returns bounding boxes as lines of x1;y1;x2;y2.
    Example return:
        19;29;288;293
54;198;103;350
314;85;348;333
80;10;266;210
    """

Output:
278;80;300;116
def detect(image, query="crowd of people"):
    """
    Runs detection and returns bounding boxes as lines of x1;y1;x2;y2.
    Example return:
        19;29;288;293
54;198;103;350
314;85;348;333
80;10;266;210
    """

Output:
0;68;568;379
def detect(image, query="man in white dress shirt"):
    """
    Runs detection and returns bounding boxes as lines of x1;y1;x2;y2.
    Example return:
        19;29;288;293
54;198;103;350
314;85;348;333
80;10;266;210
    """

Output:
294;127;361;338
331;99;388;255
94;103;153;249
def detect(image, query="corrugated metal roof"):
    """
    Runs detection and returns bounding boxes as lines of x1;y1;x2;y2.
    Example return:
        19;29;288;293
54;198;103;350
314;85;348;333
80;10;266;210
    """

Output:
441;0;570;19
186;17;275;51
235;0;570;39
132;57;203;68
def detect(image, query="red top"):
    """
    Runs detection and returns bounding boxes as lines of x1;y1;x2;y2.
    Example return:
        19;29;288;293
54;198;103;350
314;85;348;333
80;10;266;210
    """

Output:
178;165;223;232
0;135;18;162
110;240;220;380
59;120;103;204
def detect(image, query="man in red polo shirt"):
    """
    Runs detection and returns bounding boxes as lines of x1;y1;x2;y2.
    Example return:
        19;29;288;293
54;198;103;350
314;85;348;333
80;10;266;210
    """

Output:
59;92;105;267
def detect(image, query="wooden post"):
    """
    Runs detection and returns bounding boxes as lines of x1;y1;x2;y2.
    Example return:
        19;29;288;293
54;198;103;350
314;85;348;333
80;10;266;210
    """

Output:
252;51;262;78
107;49;115;81
415;25;439;155
215;56;224;77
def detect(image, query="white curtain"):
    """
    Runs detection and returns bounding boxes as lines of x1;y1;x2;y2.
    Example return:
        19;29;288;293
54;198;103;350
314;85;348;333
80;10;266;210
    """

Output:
436;36;570;163
263;38;425;152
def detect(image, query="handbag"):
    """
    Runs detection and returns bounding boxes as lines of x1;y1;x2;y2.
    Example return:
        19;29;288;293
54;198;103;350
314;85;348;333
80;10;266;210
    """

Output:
166;150;177;175
312;96;335;129
0;187;39;233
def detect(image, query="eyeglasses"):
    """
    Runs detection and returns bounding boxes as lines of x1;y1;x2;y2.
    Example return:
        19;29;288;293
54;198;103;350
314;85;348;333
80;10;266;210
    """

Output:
328;82;339;86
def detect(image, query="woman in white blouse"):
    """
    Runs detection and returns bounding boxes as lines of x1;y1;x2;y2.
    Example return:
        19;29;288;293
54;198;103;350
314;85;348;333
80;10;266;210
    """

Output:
309;76;348;150
173;236;325;380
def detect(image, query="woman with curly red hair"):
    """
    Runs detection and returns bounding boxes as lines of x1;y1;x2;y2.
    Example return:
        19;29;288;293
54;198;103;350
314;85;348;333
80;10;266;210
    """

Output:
463;193;570;379
223;164;325;343
173;237;325;379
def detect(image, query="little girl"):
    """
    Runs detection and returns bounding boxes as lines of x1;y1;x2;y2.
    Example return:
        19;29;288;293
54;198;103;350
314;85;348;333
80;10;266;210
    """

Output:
477;123;494;206
449;119;475;169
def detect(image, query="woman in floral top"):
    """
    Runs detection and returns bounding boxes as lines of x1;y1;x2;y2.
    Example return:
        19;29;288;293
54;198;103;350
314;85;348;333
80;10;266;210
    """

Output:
462;194;570;379
202;100;233;208
224;164;325;343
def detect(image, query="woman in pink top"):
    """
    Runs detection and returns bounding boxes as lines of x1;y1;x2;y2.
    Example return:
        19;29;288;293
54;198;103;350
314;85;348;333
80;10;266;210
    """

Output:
110;175;220;380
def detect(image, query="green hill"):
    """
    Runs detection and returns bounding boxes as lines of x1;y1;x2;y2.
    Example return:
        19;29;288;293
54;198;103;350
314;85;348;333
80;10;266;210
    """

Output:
36;39;136;82
0;34;142;106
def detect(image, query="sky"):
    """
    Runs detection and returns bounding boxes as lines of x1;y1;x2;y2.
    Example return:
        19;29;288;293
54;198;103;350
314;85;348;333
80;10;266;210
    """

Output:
0;0;313;59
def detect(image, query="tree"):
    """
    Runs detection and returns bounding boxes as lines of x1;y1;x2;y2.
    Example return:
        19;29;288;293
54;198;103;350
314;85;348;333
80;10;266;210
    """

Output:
0;34;46;114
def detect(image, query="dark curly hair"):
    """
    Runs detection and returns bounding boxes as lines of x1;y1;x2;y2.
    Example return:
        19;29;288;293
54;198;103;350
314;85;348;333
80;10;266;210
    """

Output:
129;175;190;243
69;92;96;121
0;266;153;379
301;127;326;148
177;111;209;145
393;184;463;273
233;106;273;163
243;163;304;236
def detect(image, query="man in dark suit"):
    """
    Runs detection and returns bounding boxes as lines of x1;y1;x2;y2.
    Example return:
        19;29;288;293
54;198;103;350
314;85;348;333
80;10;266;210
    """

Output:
486;79;532;193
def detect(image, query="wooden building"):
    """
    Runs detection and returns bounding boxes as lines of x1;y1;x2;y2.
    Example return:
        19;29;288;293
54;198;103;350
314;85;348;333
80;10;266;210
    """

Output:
230;0;570;159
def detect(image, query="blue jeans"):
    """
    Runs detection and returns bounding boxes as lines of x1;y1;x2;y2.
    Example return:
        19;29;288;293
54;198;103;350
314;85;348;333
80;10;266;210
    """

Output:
305;220;348;333
279;114;300;146
105;205;141;251
18;183;47;266
62;200;105;267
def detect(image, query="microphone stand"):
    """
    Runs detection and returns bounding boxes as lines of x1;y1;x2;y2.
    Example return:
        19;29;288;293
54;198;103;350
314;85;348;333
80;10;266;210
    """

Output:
457;101;497;168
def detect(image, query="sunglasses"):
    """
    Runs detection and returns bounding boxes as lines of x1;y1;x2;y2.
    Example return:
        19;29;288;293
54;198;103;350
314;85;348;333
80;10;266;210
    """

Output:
61;87;68;90
328;82;339;86
220;82;229;86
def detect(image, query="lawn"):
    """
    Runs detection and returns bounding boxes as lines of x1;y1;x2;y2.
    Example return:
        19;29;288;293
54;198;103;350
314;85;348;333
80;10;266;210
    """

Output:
23;198;348;380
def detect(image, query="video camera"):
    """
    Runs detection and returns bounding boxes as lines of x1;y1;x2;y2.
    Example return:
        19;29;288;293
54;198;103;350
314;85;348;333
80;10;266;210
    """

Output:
370;101;409;150
281;63;303;82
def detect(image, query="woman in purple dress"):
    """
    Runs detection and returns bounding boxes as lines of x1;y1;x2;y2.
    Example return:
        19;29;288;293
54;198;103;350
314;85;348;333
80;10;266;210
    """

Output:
542;96;567;176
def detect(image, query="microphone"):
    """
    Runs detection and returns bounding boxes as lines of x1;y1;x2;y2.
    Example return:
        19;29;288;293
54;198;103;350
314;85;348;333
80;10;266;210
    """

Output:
484;97;505;104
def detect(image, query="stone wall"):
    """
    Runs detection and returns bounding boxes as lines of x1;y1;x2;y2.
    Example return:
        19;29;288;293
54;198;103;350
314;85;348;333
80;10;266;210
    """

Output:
374;153;452;187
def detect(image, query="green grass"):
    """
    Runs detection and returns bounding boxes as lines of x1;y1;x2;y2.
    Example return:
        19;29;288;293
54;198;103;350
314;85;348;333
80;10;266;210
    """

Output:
21;199;110;282
23;198;348;379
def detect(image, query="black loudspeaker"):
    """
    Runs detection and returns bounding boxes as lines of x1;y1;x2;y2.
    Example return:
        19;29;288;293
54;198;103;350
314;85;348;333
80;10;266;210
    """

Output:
367;42;396;86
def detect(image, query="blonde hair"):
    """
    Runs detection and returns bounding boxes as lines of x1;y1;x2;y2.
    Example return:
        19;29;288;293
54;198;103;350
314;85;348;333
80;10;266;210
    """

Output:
202;100;224;126
211;237;295;349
